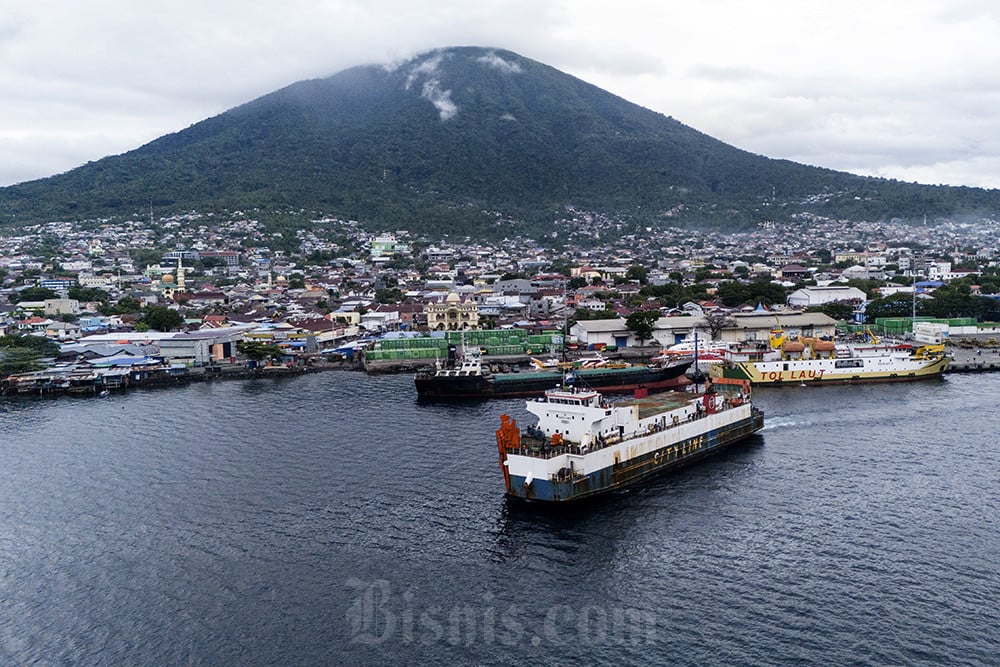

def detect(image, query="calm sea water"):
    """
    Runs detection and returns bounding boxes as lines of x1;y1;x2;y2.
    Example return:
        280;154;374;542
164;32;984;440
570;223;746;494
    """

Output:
1;371;999;665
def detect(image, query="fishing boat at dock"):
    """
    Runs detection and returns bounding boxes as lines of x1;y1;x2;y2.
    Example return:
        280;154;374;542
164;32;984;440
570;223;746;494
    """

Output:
495;377;764;503
414;348;691;400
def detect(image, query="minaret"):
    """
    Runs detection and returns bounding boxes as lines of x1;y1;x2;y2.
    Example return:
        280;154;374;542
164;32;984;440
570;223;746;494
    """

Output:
177;256;186;291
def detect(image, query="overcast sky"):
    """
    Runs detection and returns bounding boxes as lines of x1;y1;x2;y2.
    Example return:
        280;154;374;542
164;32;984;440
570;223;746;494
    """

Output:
2;0;999;189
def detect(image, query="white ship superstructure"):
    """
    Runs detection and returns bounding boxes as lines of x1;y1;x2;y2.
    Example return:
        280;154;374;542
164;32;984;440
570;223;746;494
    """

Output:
495;378;763;502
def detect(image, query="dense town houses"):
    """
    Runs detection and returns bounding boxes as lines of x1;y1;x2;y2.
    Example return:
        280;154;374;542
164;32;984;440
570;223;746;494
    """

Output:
1;209;999;377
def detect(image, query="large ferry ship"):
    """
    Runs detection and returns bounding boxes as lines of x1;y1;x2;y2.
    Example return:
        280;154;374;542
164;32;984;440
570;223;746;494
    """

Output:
494;377;764;502
710;331;951;386
415;349;691;400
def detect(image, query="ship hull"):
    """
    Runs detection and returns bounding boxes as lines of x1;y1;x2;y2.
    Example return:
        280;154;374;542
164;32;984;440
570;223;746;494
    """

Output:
504;406;764;503
416;361;691;400
710;354;951;386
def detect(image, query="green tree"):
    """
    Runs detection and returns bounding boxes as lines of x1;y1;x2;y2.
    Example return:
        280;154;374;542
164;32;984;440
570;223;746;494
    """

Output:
813;249;832;264
198;256;226;269
547;260;575;276
0;335;60;376
0;347;46;376
68;286;110;302
237;340;284;363
717;277;787;309
716;281;749;308
375;288;404;304
748;279;788;308
694;268;713;282
140;306;184;331
864;295;914;322
626;265;648;285
131;248;166;267
923;285;991;319
808;302;855;322
0;334;60;356
625;310;660;347
571;308;619;323
843;279;883;299
114;296;143;314
10;286;58;304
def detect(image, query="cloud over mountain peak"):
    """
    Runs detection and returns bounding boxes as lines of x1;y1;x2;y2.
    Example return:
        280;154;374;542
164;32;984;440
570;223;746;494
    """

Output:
404;52;458;120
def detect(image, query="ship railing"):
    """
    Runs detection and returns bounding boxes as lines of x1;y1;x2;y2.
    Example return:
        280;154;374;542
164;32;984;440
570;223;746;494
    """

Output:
514;400;749;459
514;432;613;459
510;438;574;460
551;466;580;483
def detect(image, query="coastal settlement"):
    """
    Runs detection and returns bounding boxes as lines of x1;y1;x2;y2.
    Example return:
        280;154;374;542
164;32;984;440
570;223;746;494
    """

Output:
3;212;1000;395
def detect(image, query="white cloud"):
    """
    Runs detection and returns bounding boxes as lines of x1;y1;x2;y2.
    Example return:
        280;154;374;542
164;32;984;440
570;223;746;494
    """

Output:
405;53;444;91
403;52;458;120
476;51;522;74
421;79;458;121
1;1;999;189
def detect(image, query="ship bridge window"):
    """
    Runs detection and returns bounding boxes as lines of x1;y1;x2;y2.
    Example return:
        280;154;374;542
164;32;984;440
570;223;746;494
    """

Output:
551;398;583;405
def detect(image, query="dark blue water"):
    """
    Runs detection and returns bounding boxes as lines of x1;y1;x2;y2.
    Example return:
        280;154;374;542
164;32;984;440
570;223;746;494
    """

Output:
2;372;999;665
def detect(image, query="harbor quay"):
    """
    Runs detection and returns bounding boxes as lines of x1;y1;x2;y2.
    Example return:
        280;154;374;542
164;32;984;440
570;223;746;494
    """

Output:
0;358;336;397
363;339;1000;375
946;342;1000;373
3;336;998;400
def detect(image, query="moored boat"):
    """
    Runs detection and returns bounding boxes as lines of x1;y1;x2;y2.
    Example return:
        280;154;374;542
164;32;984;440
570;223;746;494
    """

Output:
415;350;691;400
652;334;731;375
495;377;764;502
655;338;732;358
710;334;951;386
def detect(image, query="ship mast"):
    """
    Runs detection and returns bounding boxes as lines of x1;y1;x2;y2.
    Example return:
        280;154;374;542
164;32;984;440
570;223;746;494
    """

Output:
691;331;705;391
560;277;569;363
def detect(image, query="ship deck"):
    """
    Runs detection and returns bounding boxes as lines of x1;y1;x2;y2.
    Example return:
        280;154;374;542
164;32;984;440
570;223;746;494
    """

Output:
491;364;654;383
625;392;696;419
511;391;714;459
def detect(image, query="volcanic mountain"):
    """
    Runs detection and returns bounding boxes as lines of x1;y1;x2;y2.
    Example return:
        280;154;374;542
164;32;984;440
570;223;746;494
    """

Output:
2;46;998;234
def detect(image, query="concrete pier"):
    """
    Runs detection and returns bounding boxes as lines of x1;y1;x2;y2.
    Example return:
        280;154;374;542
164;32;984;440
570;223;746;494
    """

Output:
945;342;1000;373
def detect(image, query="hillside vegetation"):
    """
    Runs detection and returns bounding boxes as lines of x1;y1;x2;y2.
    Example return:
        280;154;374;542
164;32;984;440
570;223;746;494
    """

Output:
2;46;999;237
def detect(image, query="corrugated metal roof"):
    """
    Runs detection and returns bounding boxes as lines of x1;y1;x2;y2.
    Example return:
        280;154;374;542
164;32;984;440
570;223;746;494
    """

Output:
730;312;837;327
